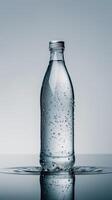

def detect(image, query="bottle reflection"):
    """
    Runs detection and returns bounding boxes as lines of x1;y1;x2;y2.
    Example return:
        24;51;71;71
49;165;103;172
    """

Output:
40;173;75;200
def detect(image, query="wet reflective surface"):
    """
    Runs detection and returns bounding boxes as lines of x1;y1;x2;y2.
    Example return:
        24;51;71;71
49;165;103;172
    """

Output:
0;155;111;199
1;166;112;175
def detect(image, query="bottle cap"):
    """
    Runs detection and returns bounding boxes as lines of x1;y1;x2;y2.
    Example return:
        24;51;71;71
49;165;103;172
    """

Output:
49;40;65;50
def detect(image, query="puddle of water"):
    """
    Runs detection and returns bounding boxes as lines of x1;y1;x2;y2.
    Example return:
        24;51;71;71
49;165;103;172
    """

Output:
0;166;112;175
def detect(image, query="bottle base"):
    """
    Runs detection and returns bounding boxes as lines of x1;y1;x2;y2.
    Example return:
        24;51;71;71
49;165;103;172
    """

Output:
40;153;75;171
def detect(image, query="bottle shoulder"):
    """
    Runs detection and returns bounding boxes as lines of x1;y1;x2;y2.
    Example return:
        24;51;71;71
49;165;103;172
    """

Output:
41;61;74;98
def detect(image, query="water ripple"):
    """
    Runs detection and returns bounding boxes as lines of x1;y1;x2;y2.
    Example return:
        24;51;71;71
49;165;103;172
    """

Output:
0;166;112;175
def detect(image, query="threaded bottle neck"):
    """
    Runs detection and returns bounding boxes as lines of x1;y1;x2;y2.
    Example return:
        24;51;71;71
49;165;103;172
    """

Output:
49;40;65;61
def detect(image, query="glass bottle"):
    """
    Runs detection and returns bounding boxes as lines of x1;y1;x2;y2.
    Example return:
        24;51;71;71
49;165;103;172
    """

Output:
40;41;75;170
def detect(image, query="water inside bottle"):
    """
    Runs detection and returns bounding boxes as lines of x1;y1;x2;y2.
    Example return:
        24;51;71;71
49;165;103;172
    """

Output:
40;60;75;170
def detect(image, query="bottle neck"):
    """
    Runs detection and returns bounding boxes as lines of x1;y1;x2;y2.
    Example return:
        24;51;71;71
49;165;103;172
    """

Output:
50;49;64;61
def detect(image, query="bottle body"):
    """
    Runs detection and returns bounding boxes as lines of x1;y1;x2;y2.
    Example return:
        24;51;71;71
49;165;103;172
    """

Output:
40;41;75;170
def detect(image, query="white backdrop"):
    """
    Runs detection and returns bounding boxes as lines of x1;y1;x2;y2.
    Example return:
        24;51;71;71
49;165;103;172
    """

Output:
0;0;112;154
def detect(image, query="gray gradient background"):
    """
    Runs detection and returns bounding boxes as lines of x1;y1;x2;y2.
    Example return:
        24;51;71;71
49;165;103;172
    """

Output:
0;0;112;154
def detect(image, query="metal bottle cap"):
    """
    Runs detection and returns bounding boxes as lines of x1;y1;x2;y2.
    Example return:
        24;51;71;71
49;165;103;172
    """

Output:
49;40;65;50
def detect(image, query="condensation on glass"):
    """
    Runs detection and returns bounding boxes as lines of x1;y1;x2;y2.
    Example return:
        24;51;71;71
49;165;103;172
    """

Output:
40;41;75;171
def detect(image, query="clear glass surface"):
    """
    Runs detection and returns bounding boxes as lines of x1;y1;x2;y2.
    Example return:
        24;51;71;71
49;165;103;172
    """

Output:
40;58;75;170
